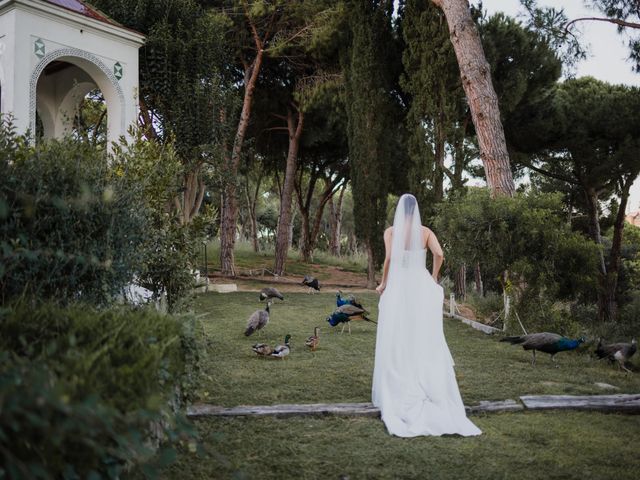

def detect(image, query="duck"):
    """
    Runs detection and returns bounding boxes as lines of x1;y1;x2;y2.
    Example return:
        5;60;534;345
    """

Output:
305;327;320;351
251;343;274;357
270;334;291;359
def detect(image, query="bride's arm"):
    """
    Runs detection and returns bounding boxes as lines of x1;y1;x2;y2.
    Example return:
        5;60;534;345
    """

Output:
426;229;444;282
376;228;393;294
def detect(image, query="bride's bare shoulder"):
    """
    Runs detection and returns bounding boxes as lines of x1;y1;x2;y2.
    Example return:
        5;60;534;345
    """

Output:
422;225;436;240
384;226;393;236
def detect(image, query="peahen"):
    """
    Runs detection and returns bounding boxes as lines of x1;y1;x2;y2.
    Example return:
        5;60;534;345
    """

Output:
244;302;271;337
326;304;376;334
595;338;637;373
259;287;284;302
302;275;320;294
336;291;366;311
500;332;585;366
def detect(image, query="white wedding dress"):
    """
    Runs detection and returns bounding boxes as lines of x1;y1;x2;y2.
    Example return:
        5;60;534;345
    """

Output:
372;194;481;437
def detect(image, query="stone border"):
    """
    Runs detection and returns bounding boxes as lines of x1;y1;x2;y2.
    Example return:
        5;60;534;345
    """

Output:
186;394;640;419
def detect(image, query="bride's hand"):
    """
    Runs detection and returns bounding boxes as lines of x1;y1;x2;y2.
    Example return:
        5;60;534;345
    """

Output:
376;283;386;295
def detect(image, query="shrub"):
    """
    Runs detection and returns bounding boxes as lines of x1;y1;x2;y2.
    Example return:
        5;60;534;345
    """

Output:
110;134;212;312
0;119;147;305
434;188;600;333
0;119;208;311
0;303;197;411
0;303;201;478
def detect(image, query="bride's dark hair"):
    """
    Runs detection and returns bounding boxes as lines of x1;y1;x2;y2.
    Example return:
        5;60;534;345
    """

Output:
403;194;416;217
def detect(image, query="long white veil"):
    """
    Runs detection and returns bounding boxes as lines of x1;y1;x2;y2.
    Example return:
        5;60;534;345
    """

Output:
388;194;426;278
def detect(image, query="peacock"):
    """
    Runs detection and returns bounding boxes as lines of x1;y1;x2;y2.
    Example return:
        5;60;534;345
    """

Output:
259;287;284;302
595;338;637;373
336;291;366;311
500;332;585;366
326;304;376;334
305;327;320;352
244;301;271;337
302;275;320;294
270;334;291;359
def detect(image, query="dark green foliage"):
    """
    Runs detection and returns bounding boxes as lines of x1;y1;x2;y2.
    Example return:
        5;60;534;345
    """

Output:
90;0;234;158
345;0;399;266
0;304;192;411
434;188;600;332
0;120;146;305
479;12;562;158
0;121;201;311
0;303;201;479
400;0;467;215
111;135;209;312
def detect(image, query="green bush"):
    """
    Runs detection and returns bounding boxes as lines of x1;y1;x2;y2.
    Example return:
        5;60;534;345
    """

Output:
0;303;201;478
0;119;208;311
110;134;212;312
434;188;600;333
0;119;147;305
0;303;196;411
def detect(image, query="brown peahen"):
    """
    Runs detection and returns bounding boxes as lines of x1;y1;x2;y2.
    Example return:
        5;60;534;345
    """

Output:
244;301;271;337
259;287;284;302
595;338;637;373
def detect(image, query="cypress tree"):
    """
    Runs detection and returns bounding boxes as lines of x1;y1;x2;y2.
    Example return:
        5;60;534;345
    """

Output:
345;0;396;288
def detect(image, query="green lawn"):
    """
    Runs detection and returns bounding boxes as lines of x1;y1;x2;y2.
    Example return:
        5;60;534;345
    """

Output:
161;291;640;479
193;292;640;406
164;412;640;480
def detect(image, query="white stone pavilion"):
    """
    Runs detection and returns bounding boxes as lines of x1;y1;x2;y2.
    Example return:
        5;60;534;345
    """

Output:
0;0;144;143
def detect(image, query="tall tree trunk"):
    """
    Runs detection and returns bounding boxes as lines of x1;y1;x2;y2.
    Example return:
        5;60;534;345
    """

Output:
244;173;262;253
603;179;632;322
583;185;609;321
288;210;296;250
299;212;311;262
434;110;446;202
329;184;346;256
174;168;206;225
366;240;376;289
220;19;266;275
474;261;483;296
431;0;515;197
274;107;304;275
455;263;466;300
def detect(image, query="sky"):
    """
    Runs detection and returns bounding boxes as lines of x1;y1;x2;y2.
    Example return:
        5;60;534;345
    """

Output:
481;0;640;212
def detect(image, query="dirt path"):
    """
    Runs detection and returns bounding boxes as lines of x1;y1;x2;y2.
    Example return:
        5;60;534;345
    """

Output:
209;265;372;293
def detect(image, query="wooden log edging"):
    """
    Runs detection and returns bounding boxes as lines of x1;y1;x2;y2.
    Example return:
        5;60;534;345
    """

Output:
187;402;380;418
187;394;640;419
520;394;640;413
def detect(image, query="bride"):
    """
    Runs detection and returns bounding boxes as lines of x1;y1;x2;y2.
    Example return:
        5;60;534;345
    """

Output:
372;194;481;437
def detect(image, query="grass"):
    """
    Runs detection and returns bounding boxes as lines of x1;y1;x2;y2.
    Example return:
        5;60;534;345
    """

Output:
159;291;640;479
200;240;368;277
193;292;640;407
164;412;640;480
